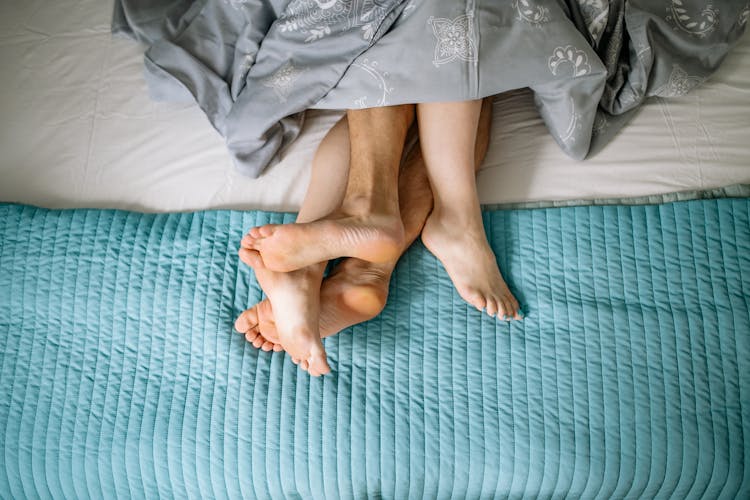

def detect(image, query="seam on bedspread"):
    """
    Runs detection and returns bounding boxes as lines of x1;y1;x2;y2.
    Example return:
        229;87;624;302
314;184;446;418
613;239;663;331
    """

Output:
1;199;749;498
481;184;750;211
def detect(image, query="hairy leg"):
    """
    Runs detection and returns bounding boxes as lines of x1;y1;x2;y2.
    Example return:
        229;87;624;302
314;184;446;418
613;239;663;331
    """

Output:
242;105;414;271
417;99;521;319
237;96;497;349
236;106;415;373
236;127;434;346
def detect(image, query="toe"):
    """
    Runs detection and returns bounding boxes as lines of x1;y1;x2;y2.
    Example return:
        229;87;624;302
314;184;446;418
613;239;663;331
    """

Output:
244;331;258;343
485;297;498;317
309;348;331;376
501;295;519;320
239;248;264;268
248;226;263;238
240;234;254;249
252;335;265;348
495;298;505;318
494;299;506;321
291;357;300;365
471;294;487;312
461;287;487;312
258;225;275;238
273;343;283;352
499;298;513;321
261;340;275;352
234;308;259;333
496;298;507;320
509;297;522;320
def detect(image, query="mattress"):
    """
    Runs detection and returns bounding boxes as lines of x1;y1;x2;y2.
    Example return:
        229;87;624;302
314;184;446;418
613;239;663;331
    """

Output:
1;196;748;498
0;1;749;212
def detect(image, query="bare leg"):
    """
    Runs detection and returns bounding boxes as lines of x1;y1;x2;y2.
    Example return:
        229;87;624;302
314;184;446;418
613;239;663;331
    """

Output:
316;131;436;333
242;106;413;271
417;99;521;319
236;106;414;373
236;98;509;351
236;126;434;346
236;116;352;375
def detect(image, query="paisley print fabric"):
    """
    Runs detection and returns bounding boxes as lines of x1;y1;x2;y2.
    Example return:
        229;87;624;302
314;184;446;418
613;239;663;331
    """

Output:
113;0;748;176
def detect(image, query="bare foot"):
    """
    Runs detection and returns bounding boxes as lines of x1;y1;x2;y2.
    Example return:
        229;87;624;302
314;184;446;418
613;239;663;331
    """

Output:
234;299;283;352
421;209;522;320
235;258;392;350
237;247;331;376
241;212;405;272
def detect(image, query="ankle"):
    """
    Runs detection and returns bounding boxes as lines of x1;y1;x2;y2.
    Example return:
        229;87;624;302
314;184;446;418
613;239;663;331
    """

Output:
335;263;392;318
340;195;375;216
429;204;484;232
341;284;388;319
340;197;402;224
289;262;326;283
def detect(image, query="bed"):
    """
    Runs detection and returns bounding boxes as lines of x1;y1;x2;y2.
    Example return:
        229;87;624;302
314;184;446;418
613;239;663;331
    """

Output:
1;0;750;212
1;0;749;498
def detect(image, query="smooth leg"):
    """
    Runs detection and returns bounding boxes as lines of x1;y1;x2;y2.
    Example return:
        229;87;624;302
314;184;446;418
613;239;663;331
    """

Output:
417;99;521;319
236;116;352;375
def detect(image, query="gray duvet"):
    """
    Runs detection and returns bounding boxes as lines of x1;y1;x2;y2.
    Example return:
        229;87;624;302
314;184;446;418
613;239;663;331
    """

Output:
113;0;749;177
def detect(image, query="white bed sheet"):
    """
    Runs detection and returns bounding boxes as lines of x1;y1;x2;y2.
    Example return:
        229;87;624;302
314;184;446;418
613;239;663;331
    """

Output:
1;0;749;213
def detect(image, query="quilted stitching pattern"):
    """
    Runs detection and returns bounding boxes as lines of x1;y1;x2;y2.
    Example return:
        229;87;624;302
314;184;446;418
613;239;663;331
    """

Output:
0;200;748;498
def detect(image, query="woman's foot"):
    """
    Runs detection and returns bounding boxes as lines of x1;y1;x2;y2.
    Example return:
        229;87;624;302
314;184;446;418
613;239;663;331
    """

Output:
421;208;521;320
238;248;330;376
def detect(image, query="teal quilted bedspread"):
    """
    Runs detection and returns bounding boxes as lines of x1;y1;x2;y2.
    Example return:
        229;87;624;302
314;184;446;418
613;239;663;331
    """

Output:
1;199;748;499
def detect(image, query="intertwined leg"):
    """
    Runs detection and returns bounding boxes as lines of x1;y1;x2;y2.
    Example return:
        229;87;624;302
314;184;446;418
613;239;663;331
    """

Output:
236;116;355;375
235;98;513;362
242;105;414;271
236;105;415;375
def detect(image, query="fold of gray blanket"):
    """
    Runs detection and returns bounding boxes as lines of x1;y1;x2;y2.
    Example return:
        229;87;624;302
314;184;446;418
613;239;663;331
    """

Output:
113;0;749;177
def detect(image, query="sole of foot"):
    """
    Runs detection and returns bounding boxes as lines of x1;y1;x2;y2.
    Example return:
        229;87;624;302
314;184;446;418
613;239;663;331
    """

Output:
241;214;405;272
243;258;331;376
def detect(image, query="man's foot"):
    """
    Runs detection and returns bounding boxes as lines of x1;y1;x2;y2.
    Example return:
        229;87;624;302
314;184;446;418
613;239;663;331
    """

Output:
237;248;331;376
235;258;393;350
234;299;282;352
421;209;522;320
241;212;405;272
